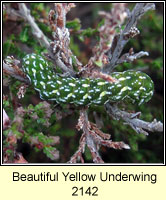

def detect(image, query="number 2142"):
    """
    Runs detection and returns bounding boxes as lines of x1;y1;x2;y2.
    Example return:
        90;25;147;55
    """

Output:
72;186;98;196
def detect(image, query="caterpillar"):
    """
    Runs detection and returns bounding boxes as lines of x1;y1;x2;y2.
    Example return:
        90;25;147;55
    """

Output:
22;53;154;106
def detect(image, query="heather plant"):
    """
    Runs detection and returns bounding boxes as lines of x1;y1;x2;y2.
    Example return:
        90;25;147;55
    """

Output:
3;3;163;163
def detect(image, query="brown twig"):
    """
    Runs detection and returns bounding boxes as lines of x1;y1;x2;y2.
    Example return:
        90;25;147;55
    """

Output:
69;108;130;163
3;56;29;83
68;133;86;163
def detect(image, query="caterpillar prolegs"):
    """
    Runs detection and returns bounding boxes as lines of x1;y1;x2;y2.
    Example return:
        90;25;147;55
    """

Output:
22;53;154;106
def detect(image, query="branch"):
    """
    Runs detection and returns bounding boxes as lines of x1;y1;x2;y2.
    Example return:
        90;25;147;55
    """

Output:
117;50;149;64
105;103;163;135
18;3;50;48
48;3;79;76
105;3;155;72
79;109;104;163
88;3;127;69
3;56;29;83
68;133;86;163
16;3;77;76
69;108;130;163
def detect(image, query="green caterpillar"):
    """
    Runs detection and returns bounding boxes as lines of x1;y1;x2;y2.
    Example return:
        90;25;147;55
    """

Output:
22;53;154;106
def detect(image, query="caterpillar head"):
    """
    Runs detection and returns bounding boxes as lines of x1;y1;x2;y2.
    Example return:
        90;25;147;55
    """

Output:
111;70;154;105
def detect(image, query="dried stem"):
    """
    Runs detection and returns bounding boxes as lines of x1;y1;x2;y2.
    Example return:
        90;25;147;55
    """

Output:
105;3;155;72
14;3;78;76
69;108;130;163
88;3;127;68
18;3;50;48
105;103;163;136
68;133;86;163
3;57;29;83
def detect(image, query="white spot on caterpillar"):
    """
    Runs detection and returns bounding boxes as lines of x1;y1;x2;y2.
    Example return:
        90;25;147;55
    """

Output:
83;94;88;99
115;96;121;100
39;57;44;62
40;81;45;85
39;63;44;70
74;89;78;93
64;88;70;92
59;98;66;102
128;87;132;91
59;86;64;90
139;76;146;79
43;91;49;97
89;90;94;93
126;76;131;79
79;99;85;102
72;94;76;98
117;84;122;87
76;102;84;105
25;67;29;73
69;83;76;87
52;90;58;94
150;91;153;95
120;86;129;92
31;55;36;59
138;98;145;105
140;86;146;91
33;61;37;67
47;81;53;84
95;89;100;92
56;80;62;84
40;72;46;80
88;96;92;99
25;60;30;65
67;93;73;98
32;68;36;73
95;100;101;104
47;98;57;101
32;68;36;79
47;75;51;80
79;90;84;94
104;100;110;104
146;91;153;96
119;77;126;81
100;91;106;98
108;86;114;90
82;84;90;88
51;84;56;88
97;82;106;86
